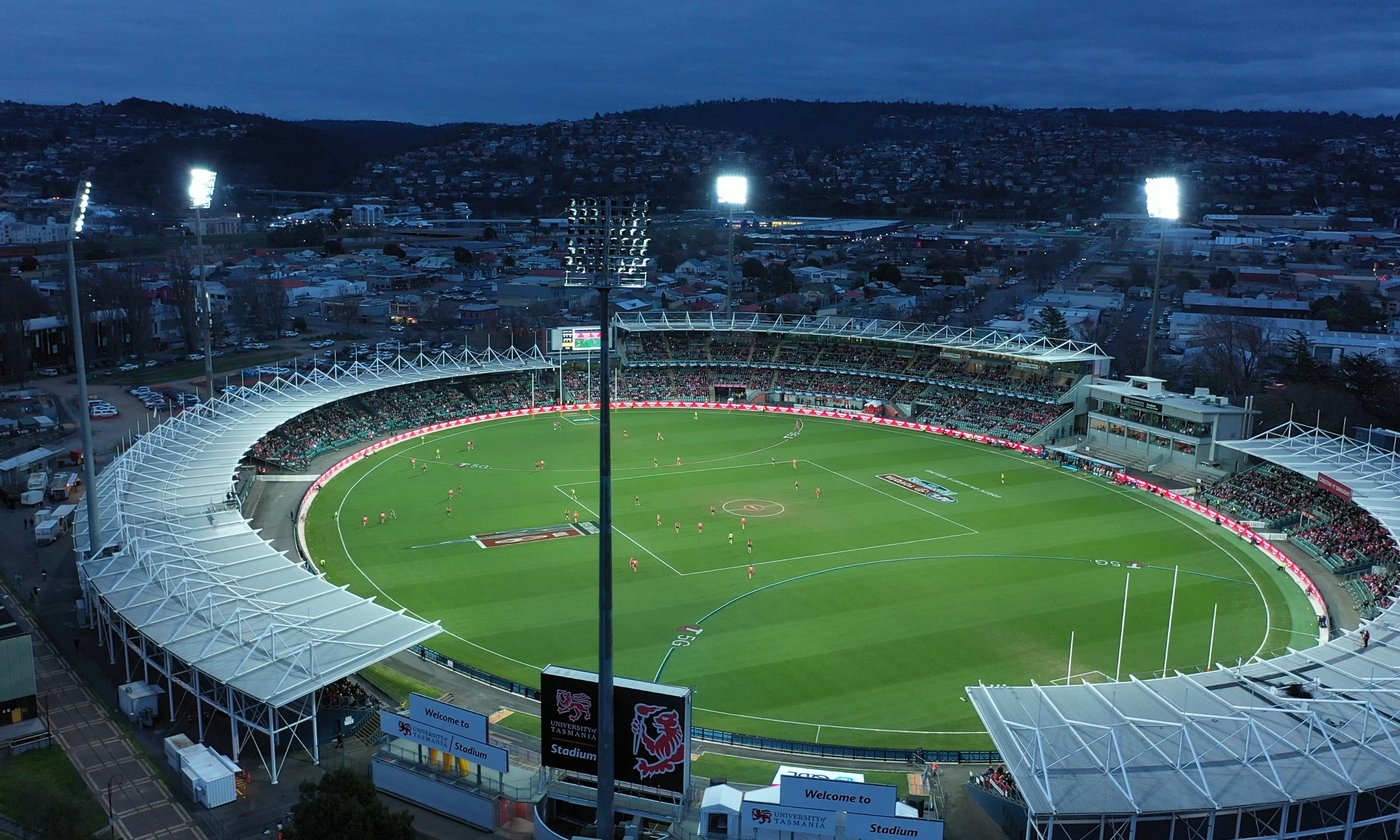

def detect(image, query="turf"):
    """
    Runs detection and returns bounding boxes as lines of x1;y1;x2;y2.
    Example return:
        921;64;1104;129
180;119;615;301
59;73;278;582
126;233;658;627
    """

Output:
307;408;1316;749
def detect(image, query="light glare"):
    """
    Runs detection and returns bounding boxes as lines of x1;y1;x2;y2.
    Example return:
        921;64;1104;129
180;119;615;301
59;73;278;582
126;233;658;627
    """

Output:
189;167;217;209
1145;177;1179;220
716;175;748;206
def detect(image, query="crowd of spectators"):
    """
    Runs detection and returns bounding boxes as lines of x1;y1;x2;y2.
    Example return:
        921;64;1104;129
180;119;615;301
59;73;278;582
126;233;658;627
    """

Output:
249;374;534;470
622;330;1075;401
1199;465;1323;526
970;766;1023;803
1201;464;1400;599
914;386;1062;442
1294;507;1400;570
321;678;373;709
1360;570;1398;611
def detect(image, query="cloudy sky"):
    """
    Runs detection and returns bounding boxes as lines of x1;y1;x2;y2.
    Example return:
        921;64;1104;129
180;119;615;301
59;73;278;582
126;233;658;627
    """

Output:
5;1;1394;125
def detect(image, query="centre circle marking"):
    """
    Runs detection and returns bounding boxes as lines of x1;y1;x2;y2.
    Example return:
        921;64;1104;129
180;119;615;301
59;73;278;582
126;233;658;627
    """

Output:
722;499;785;517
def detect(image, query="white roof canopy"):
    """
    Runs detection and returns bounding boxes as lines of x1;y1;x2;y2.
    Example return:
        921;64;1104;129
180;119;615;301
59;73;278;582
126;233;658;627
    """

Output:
970;617;1400;817
614;312;1109;366
76;348;550;708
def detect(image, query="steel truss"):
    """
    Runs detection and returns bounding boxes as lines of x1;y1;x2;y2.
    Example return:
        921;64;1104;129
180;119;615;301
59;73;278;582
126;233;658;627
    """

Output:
613;311;1110;367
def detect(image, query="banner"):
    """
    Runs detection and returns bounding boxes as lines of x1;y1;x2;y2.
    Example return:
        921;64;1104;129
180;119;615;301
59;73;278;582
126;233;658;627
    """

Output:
739;802;837;836
779;776;898;816
540;665;692;794
380;710;509;773
1317;473;1353;501
409;693;489;744
773;765;866;785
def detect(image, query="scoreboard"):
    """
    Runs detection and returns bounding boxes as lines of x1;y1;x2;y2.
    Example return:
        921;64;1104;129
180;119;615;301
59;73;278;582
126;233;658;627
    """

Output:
551;326;603;352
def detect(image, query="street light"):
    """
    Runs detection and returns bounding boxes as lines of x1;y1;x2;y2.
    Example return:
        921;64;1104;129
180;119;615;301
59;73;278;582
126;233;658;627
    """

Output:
1143;176;1179;377
716;175;748;314
66;179;102;557
188;167;217;400
564;197;649;840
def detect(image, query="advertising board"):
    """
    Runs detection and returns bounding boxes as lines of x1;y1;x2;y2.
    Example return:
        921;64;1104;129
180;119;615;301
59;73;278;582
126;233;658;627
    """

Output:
380;710;509;773
540;665;691;794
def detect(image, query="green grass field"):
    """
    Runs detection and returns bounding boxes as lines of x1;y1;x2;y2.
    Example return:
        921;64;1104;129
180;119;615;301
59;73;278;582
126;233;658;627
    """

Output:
306;408;1317;749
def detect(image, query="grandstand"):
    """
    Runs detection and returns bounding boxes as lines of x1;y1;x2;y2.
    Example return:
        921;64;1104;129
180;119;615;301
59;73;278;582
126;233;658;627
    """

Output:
615;312;1107;444
71;346;551;782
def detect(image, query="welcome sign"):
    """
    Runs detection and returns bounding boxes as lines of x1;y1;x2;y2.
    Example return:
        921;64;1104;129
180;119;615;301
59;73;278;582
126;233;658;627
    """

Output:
778;776;898;816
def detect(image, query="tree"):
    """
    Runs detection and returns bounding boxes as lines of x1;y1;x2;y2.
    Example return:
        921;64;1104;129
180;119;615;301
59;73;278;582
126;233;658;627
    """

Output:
1128;261;1150;287
1174;270;1199;291
1339;352;1399;418
759;263;797;298
741;258;766;280
871;263;902;285
382;243;406;259
480;225;498;241
940;269;966;286
324;239;345;256
1029;305;1071;340
1274;331;1331;384
1192;316;1272;395
452;246;475;265
283;768;415;840
1207;267;1236;290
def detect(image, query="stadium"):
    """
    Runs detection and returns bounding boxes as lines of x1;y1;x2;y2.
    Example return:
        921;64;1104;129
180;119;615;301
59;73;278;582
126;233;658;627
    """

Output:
73;312;1400;839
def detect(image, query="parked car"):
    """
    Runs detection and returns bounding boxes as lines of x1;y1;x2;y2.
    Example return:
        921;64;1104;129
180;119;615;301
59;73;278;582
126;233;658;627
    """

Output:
37;367;60;377
119;363;140;372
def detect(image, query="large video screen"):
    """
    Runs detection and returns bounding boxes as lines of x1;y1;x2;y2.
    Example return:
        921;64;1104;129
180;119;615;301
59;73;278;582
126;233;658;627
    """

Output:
552;326;603;352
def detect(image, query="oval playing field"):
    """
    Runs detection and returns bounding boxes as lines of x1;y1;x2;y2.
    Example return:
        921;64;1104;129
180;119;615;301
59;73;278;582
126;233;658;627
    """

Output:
306;408;1317;749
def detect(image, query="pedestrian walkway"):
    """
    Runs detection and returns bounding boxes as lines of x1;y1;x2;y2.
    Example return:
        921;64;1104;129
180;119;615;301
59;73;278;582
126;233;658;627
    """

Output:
18;598;209;840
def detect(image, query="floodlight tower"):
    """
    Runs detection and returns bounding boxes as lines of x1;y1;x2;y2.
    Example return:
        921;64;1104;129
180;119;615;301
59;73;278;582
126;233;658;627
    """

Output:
563;197;649;840
65;179;102;556
716;175;748;314
1144;176;1179;377
188;168;217;399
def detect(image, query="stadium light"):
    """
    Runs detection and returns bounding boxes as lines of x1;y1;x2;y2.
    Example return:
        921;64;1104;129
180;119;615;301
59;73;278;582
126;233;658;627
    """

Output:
716;175;748;313
188;168;217;398
563;197;650;840
1145;177;1180;221
188;167;217;209
66;178;103;556
716;174;748;207
1143;176;1179;377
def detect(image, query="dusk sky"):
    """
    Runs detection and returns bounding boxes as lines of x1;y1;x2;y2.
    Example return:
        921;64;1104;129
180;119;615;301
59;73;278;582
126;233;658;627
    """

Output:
6;1;1395;125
